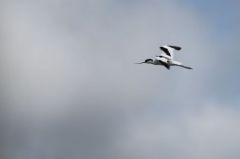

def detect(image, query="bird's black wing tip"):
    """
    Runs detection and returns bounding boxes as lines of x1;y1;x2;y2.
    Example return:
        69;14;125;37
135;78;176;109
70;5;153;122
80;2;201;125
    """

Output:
168;45;182;50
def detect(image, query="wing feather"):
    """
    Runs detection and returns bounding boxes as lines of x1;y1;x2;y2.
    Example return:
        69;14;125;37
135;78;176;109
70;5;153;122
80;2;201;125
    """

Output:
160;46;171;56
159;45;182;60
168;45;182;50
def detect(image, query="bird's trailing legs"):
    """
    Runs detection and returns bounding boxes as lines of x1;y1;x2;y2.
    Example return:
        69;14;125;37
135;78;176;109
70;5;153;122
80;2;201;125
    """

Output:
169;60;192;69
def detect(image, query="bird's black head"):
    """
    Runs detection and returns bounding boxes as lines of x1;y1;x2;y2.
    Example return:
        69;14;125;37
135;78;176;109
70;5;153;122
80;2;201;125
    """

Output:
145;59;153;63
135;58;153;64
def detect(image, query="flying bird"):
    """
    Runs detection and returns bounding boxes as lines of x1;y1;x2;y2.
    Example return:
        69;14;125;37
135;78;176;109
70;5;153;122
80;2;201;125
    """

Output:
136;45;192;70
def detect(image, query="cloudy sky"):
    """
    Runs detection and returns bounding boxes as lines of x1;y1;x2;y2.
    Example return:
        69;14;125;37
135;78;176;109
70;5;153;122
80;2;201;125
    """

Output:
1;0;240;159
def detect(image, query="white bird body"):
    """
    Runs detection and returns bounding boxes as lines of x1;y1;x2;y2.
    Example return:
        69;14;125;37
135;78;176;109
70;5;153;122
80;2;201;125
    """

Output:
136;45;192;70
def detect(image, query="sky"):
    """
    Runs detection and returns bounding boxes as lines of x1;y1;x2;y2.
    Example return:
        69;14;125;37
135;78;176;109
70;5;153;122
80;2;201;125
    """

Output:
1;0;240;159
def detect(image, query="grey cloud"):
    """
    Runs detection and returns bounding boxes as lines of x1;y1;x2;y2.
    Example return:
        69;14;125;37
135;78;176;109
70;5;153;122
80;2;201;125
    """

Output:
117;105;240;159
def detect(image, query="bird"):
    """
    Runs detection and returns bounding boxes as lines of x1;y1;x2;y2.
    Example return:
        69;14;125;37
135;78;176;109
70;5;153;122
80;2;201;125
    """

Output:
136;45;192;70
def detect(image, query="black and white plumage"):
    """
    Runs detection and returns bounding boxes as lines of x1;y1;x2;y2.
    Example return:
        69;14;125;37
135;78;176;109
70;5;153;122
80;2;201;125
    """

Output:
136;45;192;70
159;45;181;60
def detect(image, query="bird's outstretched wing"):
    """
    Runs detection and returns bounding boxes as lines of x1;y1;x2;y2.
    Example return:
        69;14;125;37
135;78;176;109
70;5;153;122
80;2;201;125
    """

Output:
159;45;182;60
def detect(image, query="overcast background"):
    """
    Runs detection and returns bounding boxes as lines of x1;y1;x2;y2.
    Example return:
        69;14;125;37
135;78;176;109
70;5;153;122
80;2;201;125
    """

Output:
1;0;240;159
